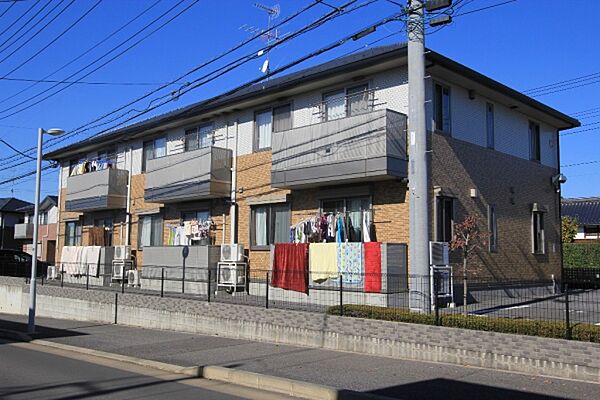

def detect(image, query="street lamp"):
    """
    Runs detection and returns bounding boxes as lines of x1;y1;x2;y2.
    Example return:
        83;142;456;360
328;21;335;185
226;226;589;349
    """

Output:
28;127;65;334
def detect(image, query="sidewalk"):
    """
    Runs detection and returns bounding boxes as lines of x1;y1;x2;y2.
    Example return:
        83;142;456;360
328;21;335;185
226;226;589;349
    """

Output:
0;313;598;400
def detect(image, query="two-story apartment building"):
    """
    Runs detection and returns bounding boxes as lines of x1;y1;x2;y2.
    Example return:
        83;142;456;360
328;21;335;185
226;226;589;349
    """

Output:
14;195;59;263
45;43;578;286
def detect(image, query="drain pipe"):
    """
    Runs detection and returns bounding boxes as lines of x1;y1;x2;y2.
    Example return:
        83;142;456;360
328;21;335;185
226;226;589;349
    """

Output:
125;147;133;246
230;120;238;244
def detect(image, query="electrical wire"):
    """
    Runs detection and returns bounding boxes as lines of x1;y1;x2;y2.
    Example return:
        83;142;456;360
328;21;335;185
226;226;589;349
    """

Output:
0;0;17;20
0;76;185;86
0;0;41;42
0;0;56;56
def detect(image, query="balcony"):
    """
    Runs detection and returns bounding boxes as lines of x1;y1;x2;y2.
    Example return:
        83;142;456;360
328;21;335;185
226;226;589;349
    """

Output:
271;109;408;189
144;146;232;203
14;223;33;239
65;168;129;212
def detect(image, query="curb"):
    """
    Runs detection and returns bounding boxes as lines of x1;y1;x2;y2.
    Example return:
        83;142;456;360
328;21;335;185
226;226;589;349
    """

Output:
25;339;393;400
0;329;32;342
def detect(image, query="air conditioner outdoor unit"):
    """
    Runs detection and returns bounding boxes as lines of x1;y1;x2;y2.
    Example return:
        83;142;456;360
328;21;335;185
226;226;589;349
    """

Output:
47;265;58;280
220;244;244;262
429;241;449;266
112;264;125;280
217;263;246;286
114;245;131;260
127;269;139;287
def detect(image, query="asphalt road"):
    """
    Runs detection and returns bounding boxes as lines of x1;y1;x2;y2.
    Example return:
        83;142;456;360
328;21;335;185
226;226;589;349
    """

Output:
0;339;291;400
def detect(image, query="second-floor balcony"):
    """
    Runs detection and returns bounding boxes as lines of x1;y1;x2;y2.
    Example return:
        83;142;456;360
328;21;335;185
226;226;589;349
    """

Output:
65;168;129;212
14;223;33;239
271;109;408;189
144;146;232;203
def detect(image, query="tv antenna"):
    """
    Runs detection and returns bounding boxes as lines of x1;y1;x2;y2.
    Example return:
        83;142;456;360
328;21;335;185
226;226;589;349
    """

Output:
248;3;281;75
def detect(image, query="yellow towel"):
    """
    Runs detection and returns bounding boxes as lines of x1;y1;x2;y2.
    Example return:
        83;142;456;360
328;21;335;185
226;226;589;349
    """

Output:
309;243;338;283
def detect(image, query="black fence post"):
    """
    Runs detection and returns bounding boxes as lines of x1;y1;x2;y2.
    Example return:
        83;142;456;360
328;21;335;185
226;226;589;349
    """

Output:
60;265;64;288
564;283;572;340
265;271;269;309
114;292;118;324
207;269;211;303
339;274;344;316
86;264;90;290
434;273;440;326
160;268;164;298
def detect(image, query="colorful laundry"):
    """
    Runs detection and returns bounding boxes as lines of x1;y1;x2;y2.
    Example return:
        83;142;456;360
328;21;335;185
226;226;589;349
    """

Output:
364;242;381;292
337;242;363;285
271;243;309;293
309;243;338;283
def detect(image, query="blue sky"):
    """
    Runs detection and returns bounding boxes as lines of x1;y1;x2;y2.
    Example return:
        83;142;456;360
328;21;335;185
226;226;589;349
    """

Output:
0;0;597;202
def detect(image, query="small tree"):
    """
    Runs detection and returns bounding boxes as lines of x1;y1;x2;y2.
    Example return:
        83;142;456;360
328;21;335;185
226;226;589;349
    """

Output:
449;215;488;315
561;216;578;243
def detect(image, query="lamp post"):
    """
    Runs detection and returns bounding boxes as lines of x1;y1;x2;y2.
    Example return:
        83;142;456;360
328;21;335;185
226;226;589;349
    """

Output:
28;127;65;334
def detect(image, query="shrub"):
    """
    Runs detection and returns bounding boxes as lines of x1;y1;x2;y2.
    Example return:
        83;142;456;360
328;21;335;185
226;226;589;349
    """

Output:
563;243;600;268
327;304;600;342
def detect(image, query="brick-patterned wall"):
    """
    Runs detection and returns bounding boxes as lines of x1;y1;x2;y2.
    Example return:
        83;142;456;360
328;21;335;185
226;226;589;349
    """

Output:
432;133;561;281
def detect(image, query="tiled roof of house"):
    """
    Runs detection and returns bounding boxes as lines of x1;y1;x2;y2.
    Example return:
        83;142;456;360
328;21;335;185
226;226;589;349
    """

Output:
562;197;600;225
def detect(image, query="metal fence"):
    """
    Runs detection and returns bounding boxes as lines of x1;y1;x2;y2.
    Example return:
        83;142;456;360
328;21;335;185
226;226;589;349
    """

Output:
9;263;600;341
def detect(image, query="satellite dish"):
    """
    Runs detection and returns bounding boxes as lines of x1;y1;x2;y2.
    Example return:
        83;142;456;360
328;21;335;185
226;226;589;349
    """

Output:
261;59;269;74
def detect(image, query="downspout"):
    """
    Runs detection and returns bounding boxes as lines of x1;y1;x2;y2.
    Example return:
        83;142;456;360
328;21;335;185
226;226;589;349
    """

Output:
556;128;564;292
230;120;239;244
0;212;4;249
56;164;63;261
125;147;133;247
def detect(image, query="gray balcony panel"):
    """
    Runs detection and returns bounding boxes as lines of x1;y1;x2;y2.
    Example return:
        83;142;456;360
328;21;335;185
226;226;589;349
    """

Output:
14;223;33;240
65;168;128;212
271;109;407;189
144;146;232;203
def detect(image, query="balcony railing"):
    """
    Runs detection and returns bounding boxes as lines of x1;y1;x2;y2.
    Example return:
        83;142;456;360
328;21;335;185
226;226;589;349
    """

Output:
14;223;33;239
144;146;232;203
65;168;129;212
271;109;408;189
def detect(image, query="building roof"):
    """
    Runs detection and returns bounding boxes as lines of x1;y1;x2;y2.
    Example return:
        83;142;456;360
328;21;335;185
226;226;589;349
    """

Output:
562;197;600;225
15;195;58;214
0;198;33;213
44;43;581;160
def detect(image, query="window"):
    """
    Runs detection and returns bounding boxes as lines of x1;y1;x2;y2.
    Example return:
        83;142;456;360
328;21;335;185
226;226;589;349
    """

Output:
488;205;497;252
65;221;82;246
273;104;292;133
436;196;454;242
250;203;290;249
138;214;163;247
346;84;370;116
532;211;545;254
185;124;213;151
323;85;372;121
97;148;117;165
529;121;541;162
320;196;371;242
94;218;113;247
255;110;273;150
142;137;167;172
434;83;451;133
486;103;495;149
584;226;600;239
39;212;48;225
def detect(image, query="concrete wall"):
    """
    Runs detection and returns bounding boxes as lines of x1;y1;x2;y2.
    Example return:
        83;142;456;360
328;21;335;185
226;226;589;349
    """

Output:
1;277;599;384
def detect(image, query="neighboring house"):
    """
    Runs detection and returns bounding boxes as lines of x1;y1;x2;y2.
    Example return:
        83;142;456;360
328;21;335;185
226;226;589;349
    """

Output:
0;197;33;251
15;195;59;264
44;43;579;284
562;197;600;242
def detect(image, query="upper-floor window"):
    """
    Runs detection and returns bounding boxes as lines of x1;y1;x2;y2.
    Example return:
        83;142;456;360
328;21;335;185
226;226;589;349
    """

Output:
434;83;451;133
532;211;545;254
185;124;213;151
486;103;495;149
142;136;166;172
323;84;371;121
254;104;291;151
39;212;48;225
529;121;541;162
97;148;117;166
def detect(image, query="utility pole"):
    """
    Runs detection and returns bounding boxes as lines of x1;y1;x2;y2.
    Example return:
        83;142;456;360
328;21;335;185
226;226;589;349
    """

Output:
407;0;431;312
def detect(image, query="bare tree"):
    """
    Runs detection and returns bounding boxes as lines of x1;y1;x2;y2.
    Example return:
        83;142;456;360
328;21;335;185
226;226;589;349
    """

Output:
449;215;488;316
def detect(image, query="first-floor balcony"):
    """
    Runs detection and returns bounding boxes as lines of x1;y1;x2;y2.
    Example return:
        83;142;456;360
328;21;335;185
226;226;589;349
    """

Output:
65;168;129;212
271;109;408;189
144;146;232;203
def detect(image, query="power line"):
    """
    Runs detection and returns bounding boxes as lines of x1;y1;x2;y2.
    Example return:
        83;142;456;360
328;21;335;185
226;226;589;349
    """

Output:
0;0;198;120
0;0;163;107
0;0;41;42
0;0;102;79
561;159;600;168
0;0;330;164
0;0;17;20
0;0;56;56
0;76;185;86
0;4;397;183
0;138;35;160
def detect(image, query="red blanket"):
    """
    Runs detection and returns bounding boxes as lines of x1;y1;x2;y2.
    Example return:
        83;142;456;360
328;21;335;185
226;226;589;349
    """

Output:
271;243;309;294
364;242;381;293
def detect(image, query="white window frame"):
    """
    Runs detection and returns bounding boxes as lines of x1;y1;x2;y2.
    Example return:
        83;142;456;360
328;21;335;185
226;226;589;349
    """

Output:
433;82;451;134
531;211;545;254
